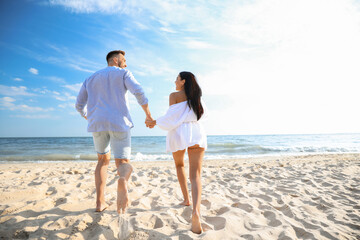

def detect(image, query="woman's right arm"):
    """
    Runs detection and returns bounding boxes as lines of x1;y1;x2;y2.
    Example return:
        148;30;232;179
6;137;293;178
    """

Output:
146;92;175;128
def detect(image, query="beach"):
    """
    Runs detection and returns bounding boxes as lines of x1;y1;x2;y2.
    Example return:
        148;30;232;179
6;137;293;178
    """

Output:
0;153;359;239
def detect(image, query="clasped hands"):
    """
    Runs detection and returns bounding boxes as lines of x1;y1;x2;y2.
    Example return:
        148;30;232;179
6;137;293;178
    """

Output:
145;116;156;129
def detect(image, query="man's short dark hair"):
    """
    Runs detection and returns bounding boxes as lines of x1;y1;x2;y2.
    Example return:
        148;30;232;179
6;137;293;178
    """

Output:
106;50;125;63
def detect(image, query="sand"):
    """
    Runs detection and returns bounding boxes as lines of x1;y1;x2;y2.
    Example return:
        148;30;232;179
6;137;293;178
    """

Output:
0;153;359;240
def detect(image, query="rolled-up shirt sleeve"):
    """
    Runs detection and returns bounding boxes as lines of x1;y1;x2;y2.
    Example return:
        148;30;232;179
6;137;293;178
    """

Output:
123;70;148;105
75;82;88;117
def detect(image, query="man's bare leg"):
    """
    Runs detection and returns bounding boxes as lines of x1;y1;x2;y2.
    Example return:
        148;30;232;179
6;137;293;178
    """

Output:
115;158;133;214
95;152;111;212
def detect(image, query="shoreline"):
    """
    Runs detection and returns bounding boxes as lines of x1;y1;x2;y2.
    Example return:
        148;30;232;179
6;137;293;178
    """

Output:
1;152;360;165
1;153;359;239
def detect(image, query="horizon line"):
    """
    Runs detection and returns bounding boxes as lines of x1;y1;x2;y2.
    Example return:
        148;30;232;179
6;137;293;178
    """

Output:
0;132;359;138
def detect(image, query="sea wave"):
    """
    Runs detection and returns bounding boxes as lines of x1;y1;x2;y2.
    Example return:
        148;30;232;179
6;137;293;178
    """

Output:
207;143;360;154
260;146;360;153
1;148;359;163
0;153;177;162
0;154;99;162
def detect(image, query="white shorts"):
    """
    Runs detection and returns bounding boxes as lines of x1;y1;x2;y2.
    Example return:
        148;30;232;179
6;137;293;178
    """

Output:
92;131;131;159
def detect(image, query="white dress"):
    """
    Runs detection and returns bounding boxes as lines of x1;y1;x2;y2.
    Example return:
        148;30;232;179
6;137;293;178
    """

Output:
156;101;207;153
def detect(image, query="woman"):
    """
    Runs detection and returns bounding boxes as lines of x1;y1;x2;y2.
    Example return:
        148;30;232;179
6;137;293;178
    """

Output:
146;71;207;234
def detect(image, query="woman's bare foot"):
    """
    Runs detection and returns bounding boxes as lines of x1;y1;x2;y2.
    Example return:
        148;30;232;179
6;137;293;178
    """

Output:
117;178;129;214
191;211;203;234
180;200;190;206
95;202;109;212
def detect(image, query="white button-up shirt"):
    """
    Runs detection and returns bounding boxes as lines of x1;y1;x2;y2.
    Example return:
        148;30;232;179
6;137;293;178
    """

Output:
75;66;148;132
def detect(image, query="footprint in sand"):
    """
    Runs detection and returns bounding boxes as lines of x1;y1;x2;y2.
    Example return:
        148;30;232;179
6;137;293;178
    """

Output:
131;197;151;209
201;199;211;210
278;230;293;240
249;193;273;202
263;211;282;227
54;197;67;207
180;206;192;222
297;219;320;230
291;225;315;239
137;213;164;229
231;202;253;213
243;173;253;179
240;234;255;240
244;221;263;231
216;206;230;215
203;216;226;230
321;182;333;187
73;213;92;231
319;230;340;240
273;204;294;218
45;186;57;195
28;181;42;186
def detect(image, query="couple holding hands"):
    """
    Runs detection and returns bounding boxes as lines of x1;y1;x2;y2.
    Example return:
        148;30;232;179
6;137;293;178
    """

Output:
76;50;207;233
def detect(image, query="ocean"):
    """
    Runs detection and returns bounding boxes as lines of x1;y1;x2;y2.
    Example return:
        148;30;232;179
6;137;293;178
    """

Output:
0;133;359;163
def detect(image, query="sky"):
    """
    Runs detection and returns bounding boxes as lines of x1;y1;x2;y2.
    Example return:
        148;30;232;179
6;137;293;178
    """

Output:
0;0;360;137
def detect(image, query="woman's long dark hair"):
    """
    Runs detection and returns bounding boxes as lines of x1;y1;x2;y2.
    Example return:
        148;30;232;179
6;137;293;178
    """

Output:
179;71;204;120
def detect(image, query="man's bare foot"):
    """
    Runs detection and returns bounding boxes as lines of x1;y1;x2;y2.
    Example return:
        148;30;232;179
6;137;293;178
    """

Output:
95;202;109;212
180;200;190;206
117;178;129;214
191;211;203;234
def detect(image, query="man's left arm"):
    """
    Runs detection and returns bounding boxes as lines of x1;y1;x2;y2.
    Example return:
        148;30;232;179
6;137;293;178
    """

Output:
75;82;88;119
123;70;148;106
123;70;153;125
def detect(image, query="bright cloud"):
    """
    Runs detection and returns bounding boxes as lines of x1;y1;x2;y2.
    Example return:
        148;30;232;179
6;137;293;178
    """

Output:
0;85;36;96
1;97;16;103
13;78;23;81
45;76;66;83
0;97;54;112
127;50;177;78
32;88;60;96
8;42;101;73
58;102;75;108
189;1;360;134
183;39;214;49
68;63;95;73
19;105;54;112
159;27;177;33
11;114;56;119
54;92;76;101
29;67;39;75
47;0;128;14
32;86;77;103
63;83;82;92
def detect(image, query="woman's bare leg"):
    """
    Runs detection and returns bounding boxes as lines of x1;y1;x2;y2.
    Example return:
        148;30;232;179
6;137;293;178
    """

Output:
188;145;205;234
172;149;190;206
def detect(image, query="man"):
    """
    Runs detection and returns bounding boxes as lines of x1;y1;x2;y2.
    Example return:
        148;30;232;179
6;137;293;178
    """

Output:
76;50;152;214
